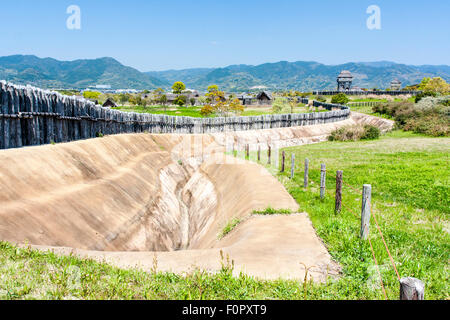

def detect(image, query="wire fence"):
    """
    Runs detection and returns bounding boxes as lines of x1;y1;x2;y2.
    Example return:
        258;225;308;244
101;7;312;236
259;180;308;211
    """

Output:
274;153;425;300
233;145;424;300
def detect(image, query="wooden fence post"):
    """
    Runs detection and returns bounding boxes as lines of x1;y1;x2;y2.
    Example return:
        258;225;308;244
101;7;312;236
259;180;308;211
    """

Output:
320;164;326;199
267;145;271;165
281;151;285;172
290;154;295;179
400;277;424;300
257;146;261;162
304;158;309;188
245;144;249;160
360;184;372;240
335;171;343;213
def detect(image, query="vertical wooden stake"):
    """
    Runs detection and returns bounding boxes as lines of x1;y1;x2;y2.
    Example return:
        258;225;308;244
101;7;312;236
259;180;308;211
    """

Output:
335;171;343;213
257;146;261;162
400;277;424;300
233;143;236;157
304;158;309;189
320;164;326;199
290;154;295;179
245;144;249;160
281;151;285;172
360;184;372;240
267;145;271;165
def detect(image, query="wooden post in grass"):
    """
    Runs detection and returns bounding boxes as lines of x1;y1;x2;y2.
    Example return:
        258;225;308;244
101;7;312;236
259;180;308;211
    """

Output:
281;151;285;172
400;277;424;300
320;164;326;199
335;171;343;213
304;158;309;188
233;143;236;157
257;146;261;162
290;154;295;179
267;145;271;165
245;144;249;160
360;184;372;240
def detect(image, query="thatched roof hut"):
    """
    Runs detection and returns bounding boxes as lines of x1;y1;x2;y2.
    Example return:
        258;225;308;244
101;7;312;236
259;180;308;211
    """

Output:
256;91;273;105
103;98;117;108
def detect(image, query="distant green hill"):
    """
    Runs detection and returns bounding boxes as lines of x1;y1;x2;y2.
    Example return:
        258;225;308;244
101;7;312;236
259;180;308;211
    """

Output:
148;61;450;92
0;55;168;90
1;55;449;92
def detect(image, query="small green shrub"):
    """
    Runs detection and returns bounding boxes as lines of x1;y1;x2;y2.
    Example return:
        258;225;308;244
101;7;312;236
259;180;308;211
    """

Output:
361;125;380;140
331;93;349;105
415;91;438;103
404;114;449;137
316;96;327;103
174;95;187;106
373;100;449;136
200;104;214;117
329;125;380;141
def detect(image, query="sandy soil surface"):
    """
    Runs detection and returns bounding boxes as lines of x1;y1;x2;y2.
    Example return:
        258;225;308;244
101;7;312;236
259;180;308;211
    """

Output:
32;213;339;281
0;112;393;281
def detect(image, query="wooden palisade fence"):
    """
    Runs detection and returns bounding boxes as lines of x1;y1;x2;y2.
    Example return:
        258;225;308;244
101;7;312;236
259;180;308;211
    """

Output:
0;82;350;150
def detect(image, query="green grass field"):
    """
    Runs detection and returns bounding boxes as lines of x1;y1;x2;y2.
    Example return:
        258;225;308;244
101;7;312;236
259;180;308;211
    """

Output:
0;131;448;300
112;105;205;117
270;131;449;299
111;104;314;118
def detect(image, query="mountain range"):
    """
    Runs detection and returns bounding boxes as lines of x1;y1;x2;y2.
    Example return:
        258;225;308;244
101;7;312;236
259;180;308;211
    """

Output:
1;55;449;92
0;55;166;90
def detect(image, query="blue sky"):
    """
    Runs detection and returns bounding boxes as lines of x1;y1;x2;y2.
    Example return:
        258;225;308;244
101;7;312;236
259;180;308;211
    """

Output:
0;0;449;71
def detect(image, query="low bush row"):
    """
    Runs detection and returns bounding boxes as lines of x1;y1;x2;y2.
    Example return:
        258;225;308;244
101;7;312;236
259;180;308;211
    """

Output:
328;124;380;141
372;98;449;137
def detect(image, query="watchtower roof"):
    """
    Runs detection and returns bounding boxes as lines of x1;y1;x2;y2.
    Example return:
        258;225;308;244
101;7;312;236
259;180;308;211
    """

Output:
337;70;354;80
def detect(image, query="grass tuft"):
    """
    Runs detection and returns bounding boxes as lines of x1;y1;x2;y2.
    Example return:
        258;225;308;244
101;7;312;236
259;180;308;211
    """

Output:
218;218;242;240
252;207;293;215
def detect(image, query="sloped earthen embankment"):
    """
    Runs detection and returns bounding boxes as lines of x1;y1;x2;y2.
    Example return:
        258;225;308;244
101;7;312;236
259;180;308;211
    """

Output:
0;112;392;280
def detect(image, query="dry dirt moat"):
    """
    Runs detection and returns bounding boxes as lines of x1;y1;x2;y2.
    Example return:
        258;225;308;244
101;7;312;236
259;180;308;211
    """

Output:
0;113;393;280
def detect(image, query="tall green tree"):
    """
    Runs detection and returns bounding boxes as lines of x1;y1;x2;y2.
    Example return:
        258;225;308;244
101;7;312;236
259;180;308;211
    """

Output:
418;77;431;91
205;85;225;104
83;91;101;100
421;77;450;94
152;88;165;105
118;94;129;106
172;81;186;94
160;94;168;112
207;84;219;93
288;91;299;113
272;97;289;113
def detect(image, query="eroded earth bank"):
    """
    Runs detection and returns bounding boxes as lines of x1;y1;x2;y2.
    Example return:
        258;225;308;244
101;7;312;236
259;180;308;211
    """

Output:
0;113;393;281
